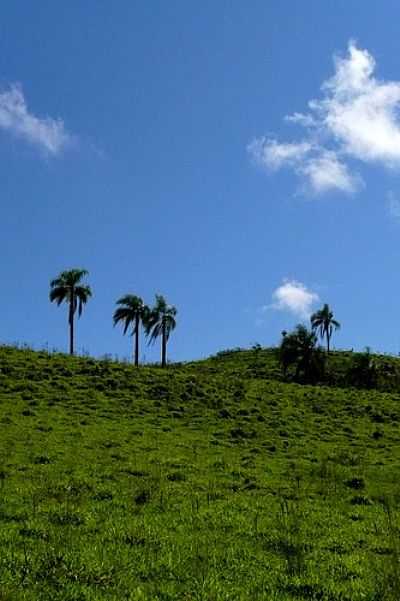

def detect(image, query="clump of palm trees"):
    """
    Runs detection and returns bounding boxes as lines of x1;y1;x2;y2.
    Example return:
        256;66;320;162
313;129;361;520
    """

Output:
50;268;177;367
279;303;340;382
113;293;177;367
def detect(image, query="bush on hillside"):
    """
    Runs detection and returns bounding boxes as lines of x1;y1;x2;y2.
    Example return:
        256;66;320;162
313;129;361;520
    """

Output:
279;325;326;384
347;348;378;389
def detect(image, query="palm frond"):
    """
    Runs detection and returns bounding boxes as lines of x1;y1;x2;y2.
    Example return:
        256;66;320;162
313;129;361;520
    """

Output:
50;269;91;315
113;294;148;337
49;286;68;304
116;294;143;308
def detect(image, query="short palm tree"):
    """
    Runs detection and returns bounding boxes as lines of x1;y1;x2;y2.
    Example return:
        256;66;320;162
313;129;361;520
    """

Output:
49;269;92;355
310;303;340;353
144;294;177;367
113;295;149;366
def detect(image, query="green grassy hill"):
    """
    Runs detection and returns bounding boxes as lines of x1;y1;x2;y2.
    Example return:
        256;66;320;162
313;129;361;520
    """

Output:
0;345;400;600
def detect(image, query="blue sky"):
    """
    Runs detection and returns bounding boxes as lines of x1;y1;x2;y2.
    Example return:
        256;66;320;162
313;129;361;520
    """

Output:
2;1;400;361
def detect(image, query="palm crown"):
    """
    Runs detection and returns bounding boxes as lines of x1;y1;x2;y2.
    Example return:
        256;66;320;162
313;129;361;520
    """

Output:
310;303;340;353
113;294;149;366
145;294;177;367
49;269;92;355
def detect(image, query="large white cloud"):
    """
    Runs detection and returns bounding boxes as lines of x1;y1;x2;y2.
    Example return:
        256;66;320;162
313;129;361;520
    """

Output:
249;42;400;194
0;84;70;155
270;279;319;319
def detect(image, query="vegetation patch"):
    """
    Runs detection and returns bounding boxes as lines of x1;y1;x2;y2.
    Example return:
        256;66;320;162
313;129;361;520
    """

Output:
0;344;399;598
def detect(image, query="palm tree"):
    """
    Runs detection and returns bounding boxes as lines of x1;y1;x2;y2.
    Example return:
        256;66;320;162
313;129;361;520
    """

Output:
49;269;92;355
113;295;149;366
144;294;177;367
310;303;340;353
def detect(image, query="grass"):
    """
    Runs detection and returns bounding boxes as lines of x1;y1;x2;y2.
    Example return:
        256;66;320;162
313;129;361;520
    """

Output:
0;345;399;598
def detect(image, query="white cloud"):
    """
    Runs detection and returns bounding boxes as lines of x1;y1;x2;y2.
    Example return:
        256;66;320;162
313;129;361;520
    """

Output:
248;137;312;170
285;112;317;127
298;150;360;194
270;279;319;319
249;41;400;194
0;84;70;155
316;43;400;164
249;137;359;194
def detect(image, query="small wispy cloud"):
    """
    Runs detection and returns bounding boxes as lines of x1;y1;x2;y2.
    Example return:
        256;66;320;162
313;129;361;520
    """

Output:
248;138;312;171
0;84;71;155
249;41;400;195
298;150;361;194
267;279;319;319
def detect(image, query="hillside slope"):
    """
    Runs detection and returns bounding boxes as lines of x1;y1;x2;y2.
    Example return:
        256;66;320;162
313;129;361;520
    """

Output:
0;346;399;600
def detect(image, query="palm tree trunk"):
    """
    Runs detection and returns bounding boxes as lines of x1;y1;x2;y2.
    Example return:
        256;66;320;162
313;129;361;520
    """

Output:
134;315;139;367
161;321;167;368
69;295;74;356
326;331;330;354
